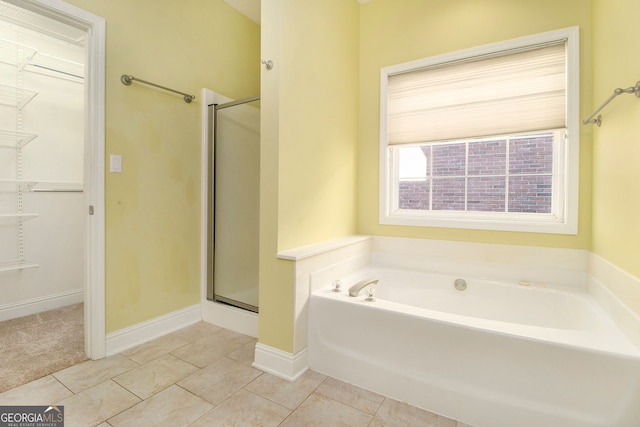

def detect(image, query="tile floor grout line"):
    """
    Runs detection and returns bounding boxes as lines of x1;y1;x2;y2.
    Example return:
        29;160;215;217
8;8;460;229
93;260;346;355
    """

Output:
107;383;212;427
174;382;218;409
57;355;142;396
55;378;142;427
108;344;247;420
241;387;292;413
50;374;75;396
99;384;141;427
185;407;213;427
237;370;312;413
367;396;388;427
275;378;315;427
277;409;295;426
110;375;153;402
274;376;377;427
181;366;293;427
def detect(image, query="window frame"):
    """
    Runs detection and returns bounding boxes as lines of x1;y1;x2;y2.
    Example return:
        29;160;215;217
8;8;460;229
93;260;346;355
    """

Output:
379;27;580;235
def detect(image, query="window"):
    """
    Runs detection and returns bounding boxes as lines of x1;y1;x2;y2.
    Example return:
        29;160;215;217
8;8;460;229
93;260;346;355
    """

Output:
380;27;579;234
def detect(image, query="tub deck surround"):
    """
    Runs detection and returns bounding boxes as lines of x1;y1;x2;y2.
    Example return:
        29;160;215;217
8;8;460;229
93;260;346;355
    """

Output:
588;253;640;341
252;235;373;381
371;236;590;289
276;235;373;262
277;235;373;353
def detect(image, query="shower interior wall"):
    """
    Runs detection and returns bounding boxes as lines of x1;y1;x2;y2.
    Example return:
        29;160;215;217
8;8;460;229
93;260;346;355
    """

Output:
0;16;84;321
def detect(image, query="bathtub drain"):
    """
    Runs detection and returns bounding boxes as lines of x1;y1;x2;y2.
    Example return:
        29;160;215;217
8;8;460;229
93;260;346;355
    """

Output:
454;278;467;291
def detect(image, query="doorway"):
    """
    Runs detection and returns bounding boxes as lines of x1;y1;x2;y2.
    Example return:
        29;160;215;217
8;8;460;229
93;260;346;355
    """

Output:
0;0;85;316
0;0;105;360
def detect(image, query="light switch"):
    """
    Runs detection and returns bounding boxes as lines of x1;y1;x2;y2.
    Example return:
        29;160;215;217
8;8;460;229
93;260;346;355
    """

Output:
110;154;122;173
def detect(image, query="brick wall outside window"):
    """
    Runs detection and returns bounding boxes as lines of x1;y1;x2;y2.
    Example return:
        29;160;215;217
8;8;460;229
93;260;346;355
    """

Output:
397;133;554;213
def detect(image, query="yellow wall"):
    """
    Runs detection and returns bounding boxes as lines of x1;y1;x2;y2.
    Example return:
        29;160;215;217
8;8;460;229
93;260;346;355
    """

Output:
58;0;639;353
276;1;360;251
65;0;260;332
259;0;293;353
591;0;640;278
259;0;360;352
358;0;593;249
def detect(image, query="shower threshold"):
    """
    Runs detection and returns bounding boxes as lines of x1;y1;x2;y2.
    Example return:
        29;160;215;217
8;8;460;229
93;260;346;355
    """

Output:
212;294;258;313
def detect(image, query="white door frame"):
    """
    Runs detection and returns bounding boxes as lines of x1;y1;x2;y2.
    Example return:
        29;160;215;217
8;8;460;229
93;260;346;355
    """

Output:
8;0;106;359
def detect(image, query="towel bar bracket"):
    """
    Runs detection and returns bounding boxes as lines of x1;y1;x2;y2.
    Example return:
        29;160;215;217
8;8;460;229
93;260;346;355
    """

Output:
583;81;640;127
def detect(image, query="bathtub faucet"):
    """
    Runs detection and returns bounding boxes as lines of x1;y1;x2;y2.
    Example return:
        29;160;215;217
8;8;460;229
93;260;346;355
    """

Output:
348;278;379;297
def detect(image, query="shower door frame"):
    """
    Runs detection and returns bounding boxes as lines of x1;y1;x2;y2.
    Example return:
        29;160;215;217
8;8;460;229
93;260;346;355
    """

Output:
199;88;259;337
207;94;260;313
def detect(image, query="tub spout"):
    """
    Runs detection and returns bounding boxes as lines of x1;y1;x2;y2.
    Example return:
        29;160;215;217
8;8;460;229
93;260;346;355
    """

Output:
349;278;379;297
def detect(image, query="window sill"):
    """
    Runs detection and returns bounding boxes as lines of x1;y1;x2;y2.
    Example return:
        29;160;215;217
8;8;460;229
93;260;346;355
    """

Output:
380;211;577;235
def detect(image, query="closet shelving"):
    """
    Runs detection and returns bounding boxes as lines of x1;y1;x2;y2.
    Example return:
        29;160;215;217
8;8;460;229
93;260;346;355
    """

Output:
0;36;36;68
0;259;39;272
0;36;83;80
0;37;39;272
0;212;38;222
0;83;38;109
0;178;38;191
0;128;37;148
1;30;83;273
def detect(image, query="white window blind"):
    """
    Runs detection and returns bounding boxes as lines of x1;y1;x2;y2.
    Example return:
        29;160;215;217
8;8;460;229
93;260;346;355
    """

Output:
387;43;567;145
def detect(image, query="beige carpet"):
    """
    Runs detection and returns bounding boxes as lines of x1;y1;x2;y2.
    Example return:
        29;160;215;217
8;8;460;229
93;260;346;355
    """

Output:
0;303;88;393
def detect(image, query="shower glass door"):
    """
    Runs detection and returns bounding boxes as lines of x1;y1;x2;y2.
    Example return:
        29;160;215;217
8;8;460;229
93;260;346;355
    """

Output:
208;96;260;312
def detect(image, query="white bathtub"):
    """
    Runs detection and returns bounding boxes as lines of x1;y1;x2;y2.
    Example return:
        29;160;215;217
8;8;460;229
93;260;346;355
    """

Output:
308;267;640;427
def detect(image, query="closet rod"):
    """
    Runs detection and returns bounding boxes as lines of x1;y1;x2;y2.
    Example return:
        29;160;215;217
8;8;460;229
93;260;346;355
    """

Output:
583;81;640;126
30;63;83;79
212;95;260;110
32;189;83;193
120;74;195;103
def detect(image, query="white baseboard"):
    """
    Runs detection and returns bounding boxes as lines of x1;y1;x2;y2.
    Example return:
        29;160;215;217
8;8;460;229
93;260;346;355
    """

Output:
105;304;201;356
252;343;308;381
0;289;84;322
201;300;258;338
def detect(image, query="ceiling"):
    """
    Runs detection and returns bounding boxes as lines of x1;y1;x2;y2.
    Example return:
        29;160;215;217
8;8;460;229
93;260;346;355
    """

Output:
224;0;260;25
222;0;373;26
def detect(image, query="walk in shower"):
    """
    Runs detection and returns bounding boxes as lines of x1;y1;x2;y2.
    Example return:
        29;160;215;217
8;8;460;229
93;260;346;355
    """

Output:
205;91;260;312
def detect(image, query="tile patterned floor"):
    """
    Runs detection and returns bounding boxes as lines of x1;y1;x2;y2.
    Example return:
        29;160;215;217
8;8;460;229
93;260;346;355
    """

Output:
0;321;474;426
